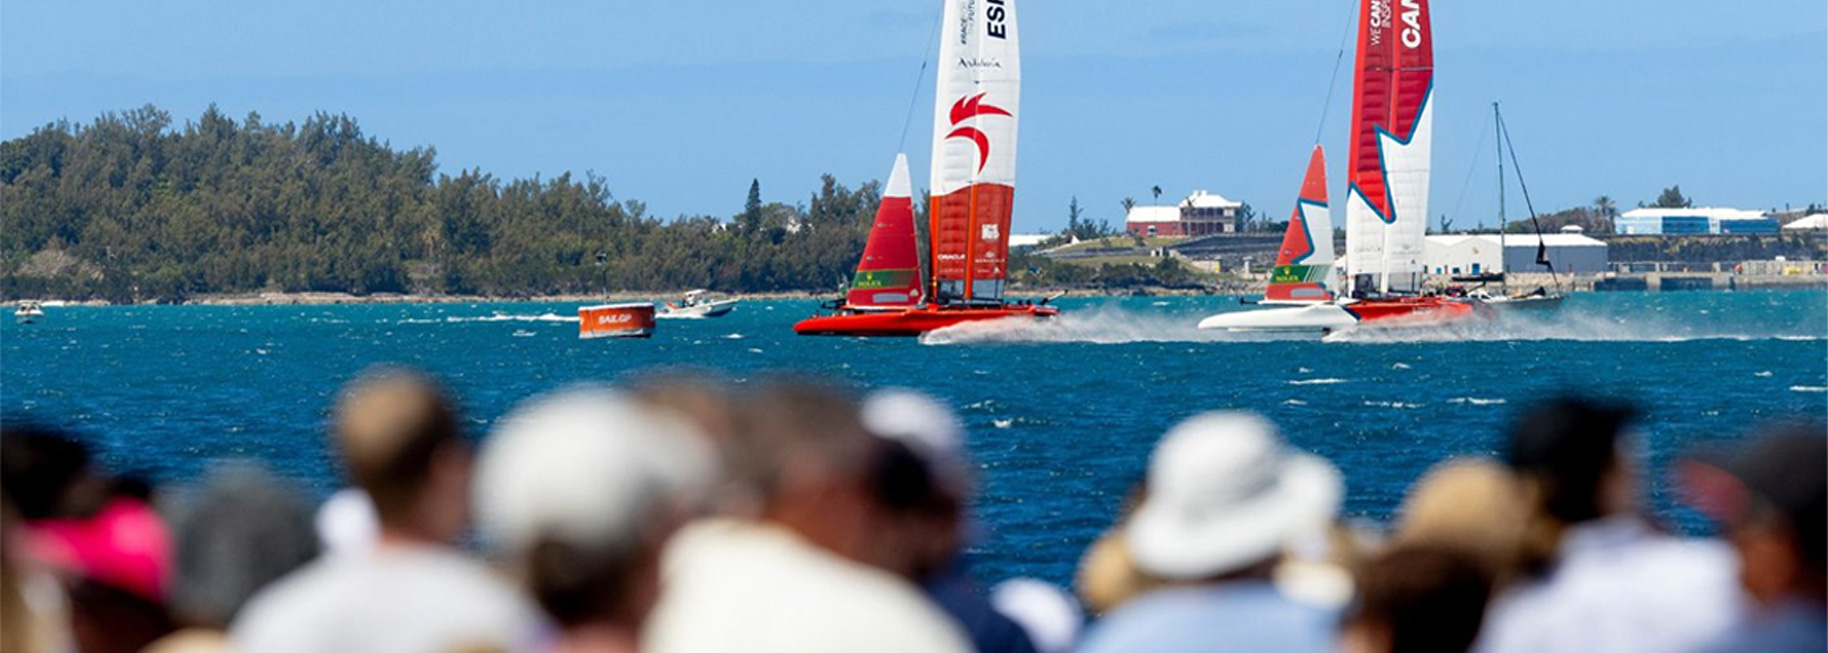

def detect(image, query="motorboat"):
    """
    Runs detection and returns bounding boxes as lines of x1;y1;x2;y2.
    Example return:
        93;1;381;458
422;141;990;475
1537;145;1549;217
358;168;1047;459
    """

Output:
657;290;737;319
14;301;44;324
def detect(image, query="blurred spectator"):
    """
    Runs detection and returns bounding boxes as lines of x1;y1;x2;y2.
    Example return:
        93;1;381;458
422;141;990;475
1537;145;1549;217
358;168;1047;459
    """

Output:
628;371;749;516
1683;427;1826;652
990;579;1083;653
6;426;175;653
1073;482;1162;615
1340;545;1491;653
1077;412;1343;653
144;462;321;653
473;387;716;653
315;488;379;558
1395;458;1529;583
3;489;74;653
862;388;1049;653
1476;397;1742;653
232;368;541;653
1;425;109;521
645;379;971;653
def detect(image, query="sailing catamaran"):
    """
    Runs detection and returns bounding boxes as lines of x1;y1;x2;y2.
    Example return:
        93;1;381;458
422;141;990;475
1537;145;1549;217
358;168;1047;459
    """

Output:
796;0;1057;337
1199;0;1483;331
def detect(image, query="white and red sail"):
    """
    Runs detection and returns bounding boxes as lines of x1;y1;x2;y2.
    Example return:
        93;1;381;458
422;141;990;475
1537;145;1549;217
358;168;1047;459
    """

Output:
929;0;1019;305
1266;146;1338;304
845;154;923;309
1344;0;1433;295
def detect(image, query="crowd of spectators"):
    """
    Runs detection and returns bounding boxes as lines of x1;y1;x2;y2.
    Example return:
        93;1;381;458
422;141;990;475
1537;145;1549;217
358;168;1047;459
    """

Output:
1;368;1821;652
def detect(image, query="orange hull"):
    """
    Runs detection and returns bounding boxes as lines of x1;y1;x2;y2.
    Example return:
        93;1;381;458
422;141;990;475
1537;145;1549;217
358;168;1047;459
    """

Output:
579;303;656;339
1346;296;1488;326
795;303;1059;337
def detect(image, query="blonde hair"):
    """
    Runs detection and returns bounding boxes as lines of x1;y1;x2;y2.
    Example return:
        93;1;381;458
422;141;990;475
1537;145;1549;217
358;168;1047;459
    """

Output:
1395;458;1529;583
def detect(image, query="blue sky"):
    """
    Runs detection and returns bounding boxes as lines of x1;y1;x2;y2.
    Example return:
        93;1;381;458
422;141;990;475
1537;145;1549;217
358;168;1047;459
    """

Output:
4;1;1824;232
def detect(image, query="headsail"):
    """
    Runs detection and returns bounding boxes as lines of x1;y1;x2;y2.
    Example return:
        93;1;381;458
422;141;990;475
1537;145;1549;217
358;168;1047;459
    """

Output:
846;154;923;309
929;0;1019;305
1266;146;1337;304
1344;0;1433;295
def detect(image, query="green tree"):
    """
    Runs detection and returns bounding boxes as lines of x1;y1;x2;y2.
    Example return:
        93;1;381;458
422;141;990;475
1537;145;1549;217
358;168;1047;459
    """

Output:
1653;185;1692;209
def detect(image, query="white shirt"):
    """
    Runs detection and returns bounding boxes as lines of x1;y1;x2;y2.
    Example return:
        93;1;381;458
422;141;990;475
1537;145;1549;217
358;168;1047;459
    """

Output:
232;544;543;653
1477;516;1746;653
645;518;972;653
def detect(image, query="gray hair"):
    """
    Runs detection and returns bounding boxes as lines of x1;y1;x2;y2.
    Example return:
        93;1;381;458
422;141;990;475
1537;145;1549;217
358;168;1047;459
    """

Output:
167;462;320;627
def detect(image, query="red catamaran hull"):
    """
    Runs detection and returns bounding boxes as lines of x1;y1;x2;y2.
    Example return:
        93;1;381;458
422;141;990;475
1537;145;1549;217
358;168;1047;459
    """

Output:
1347;296;1488;326
794;304;1059;337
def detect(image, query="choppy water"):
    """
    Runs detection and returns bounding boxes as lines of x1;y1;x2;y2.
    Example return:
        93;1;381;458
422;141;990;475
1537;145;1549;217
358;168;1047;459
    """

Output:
4;290;1825;587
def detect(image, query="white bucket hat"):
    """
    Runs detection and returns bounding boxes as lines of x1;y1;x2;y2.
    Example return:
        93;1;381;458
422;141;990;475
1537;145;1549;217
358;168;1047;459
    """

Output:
1125;412;1343;580
861;388;973;499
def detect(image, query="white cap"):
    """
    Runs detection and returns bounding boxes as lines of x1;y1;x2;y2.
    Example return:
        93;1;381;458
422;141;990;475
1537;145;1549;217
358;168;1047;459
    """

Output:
1125;412;1342;580
315;488;378;557
990;578;1082;653
861;388;972;499
473;387;717;555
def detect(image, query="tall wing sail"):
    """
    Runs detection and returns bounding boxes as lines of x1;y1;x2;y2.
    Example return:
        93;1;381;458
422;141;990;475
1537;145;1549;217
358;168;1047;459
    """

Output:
846;154;923;309
929;0;1019;305
1344;0;1433;294
1266;146;1336;304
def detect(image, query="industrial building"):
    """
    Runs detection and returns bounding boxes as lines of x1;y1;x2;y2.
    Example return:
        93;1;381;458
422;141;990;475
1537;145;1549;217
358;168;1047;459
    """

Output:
1125;191;1242;237
1615;208;1780;235
1423;234;1609;275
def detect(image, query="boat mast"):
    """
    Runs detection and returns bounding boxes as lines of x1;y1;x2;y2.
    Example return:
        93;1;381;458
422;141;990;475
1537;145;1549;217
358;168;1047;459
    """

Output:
1495;102;1507;290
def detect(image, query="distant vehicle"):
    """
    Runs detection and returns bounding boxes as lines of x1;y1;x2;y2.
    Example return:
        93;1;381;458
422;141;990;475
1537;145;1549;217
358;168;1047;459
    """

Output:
14;301;44;324
657;290;738;319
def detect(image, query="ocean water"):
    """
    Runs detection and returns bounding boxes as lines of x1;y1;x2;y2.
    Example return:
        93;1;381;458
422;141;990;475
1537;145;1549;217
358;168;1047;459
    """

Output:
4;290;1825;588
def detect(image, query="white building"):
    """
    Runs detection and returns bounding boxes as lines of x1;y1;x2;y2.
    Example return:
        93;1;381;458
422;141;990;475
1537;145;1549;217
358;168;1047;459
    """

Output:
1783;214;1828;231
1615;207;1780;235
1007;233;1054;251
1424;234;1609;275
1125;190;1243;237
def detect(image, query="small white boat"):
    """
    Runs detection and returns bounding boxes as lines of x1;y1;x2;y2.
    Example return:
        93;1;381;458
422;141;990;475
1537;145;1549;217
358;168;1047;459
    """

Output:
14;301;44;324
1467;287;1564;311
657;290;738;319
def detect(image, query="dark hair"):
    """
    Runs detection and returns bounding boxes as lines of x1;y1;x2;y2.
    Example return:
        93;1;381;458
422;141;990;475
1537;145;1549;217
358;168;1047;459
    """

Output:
0;424;97;520
1505;396;1637;524
867;438;955;516
1729;425;1827;574
1349;545;1492;653
524;536;645;628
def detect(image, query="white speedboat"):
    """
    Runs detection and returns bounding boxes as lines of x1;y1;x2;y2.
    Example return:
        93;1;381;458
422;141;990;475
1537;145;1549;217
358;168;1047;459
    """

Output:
657;290;738;319
1467;286;1564;311
14;301;44;324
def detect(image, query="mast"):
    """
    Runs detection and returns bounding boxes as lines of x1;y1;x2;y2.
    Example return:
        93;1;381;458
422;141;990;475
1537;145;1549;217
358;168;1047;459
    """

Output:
1495;102;1507;288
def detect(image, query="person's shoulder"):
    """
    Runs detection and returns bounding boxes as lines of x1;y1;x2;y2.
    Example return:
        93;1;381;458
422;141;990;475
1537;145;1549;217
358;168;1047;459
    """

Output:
229;557;351;649
391;547;537;618
1080;585;1331;653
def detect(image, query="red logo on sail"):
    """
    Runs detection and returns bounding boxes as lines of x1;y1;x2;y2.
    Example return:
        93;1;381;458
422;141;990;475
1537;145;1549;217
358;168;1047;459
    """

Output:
946;93;1011;173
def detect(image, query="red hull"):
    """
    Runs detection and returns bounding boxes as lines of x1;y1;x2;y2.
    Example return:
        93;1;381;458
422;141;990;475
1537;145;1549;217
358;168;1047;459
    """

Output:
1346;296;1488;326
795;304;1059;337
